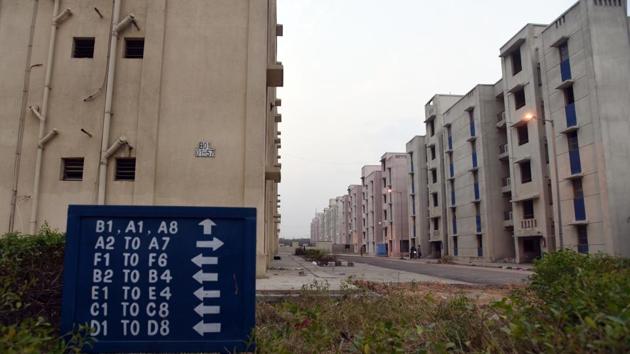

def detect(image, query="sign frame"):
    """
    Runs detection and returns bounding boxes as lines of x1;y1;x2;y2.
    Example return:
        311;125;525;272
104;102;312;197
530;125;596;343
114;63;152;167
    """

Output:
60;205;256;353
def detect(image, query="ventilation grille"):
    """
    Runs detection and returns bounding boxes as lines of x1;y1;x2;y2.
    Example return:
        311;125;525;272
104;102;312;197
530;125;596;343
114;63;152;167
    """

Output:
62;158;84;181
594;0;622;6
125;38;144;58
116;158;136;181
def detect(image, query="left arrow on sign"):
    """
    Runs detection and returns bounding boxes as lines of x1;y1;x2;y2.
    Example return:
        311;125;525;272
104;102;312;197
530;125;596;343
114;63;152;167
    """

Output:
194;287;220;301
191;254;218;267
196;238;224;251
198;219;216;235
194;304;221;316
193;321;221;335
193;270;218;284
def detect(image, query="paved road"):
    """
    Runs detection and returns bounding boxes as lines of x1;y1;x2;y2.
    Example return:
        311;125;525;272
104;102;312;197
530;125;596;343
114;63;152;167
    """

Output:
338;255;531;285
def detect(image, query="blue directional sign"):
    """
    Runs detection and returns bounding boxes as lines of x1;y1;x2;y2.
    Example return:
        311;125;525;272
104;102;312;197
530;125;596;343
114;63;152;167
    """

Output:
61;205;256;353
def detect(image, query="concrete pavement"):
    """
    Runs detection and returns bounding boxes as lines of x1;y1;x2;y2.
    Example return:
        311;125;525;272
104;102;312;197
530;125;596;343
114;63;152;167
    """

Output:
338;254;532;285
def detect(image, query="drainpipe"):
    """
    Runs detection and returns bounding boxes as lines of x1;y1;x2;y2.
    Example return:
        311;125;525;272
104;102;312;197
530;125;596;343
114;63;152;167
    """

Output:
97;0;135;204
28;0;72;234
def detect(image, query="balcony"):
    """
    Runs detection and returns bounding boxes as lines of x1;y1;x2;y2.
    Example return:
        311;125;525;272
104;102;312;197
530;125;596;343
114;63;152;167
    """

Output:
573;197;586;221
561;59;572;82
503;210;514;227
496;112;506;127
569;149;582;175
502;177;511;193
498;144;509;159
521;218;537;230
565;103;577;129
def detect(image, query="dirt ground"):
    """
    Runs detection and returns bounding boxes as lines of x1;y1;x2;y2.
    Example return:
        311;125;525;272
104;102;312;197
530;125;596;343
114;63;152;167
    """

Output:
352;280;523;305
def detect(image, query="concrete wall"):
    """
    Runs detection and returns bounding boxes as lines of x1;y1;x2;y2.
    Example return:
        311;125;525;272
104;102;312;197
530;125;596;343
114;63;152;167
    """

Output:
0;0;282;276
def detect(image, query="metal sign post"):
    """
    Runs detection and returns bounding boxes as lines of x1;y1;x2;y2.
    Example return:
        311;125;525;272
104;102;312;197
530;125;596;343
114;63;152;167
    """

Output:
61;205;256;353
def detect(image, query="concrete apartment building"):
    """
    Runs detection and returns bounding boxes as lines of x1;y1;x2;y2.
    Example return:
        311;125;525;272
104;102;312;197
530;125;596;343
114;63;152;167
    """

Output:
424;95;463;257
347;185;363;253
0;0;283;275
442;85;514;261
335;195;351;247
361;165;383;255
310;212;323;243
539;0;630;258
324;199;337;242
380;153;410;257
406;136;429;257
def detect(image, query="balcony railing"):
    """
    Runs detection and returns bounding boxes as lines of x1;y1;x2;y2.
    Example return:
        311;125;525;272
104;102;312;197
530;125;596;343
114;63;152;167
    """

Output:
569;149;582;175
475;215;481;233
565;103;577;128
574;197;586;221
472;152;478;168
521;218;537;229
561;59;572;81
474;183;480;200
504;210;513;221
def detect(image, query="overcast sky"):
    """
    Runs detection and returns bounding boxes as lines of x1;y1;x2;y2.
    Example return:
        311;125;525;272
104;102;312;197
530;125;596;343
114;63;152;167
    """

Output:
276;0;578;239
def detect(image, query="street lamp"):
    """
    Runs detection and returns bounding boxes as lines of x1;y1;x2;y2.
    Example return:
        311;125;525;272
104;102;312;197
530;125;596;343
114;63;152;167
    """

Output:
521;113;563;250
387;188;408;258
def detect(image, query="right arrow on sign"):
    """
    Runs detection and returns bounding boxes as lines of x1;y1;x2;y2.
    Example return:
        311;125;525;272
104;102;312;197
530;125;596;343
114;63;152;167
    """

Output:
193;321;221;335
194;287;221;301
196;238;224;251
192;270;218;284
194;304;221;316
191;254;218;267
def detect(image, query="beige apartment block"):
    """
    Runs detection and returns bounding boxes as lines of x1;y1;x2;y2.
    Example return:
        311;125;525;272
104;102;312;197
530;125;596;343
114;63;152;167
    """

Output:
539;0;630;258
347;185;363;253
406;136;429;257
361;165;382;255
380;153;410;257
335;195;350;247
310;212;323;243
424;95;462;258
0;0;283;276
324;199;337;242
500;24;555;263
442;85;515;262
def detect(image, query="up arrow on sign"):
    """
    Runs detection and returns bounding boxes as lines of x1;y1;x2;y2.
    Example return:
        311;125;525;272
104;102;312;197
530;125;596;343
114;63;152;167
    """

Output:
198;219;216;235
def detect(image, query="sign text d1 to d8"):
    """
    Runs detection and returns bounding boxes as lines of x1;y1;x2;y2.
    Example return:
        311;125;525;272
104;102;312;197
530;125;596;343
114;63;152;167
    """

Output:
61;205;256;353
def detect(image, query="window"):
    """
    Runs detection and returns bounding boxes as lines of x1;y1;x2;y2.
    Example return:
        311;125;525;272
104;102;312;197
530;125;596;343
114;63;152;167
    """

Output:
573;179;584;199
567;131;579;152
522;199;535;219
563;86;575;105
431;169;437;184
115;158;136;180
453;236;458;256
511;47;522;75
520;161;532;183
514;88;526;109
73;37;95;58
428;120;435;137
577;226;588;254
559;43;569;62
517;124;529;145
430;146;436;160
62;158;84;181
432;218;439;231
124;38;145;59
432;193;438;207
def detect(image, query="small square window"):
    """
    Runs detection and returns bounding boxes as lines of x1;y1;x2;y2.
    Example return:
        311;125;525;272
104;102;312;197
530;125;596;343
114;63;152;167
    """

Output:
62;158;84;181
514;88;526;109
125;38;144;59
73;37;95;58
517;124;529;145
115;158;136;181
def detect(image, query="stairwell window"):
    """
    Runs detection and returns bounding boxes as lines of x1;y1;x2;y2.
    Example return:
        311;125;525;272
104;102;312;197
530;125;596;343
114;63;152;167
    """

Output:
73;37;95;58
514;88;526;110
124;38;145;59
62;158;84;181
511;47;523;75
517;124;529;145
519;160;532;183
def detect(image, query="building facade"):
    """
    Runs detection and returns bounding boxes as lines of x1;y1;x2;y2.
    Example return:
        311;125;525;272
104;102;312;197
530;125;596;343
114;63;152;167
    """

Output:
406;136;429;257
424;95;463;258
380;153;410;257
442;85;514;261
361;165;383;255
347;185;363;253
0;0;283;275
